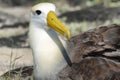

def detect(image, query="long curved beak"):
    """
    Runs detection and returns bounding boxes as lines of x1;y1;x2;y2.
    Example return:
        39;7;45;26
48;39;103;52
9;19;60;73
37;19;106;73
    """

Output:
47;11;71;40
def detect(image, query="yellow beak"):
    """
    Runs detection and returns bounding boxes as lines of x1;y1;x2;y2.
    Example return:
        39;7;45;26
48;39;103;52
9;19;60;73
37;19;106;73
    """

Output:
47;11;71;40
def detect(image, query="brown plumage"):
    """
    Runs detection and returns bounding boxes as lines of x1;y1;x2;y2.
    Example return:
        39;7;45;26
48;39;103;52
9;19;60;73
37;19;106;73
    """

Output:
2;24;120;80
59;24;120;80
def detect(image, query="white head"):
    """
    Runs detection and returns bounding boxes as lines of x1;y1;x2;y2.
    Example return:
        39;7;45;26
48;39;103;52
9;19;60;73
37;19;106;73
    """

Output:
30;3;70;40
31;3;55;26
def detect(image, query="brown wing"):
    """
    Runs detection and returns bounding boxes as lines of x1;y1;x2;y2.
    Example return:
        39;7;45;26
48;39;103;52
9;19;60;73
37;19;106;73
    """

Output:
59;24;120;80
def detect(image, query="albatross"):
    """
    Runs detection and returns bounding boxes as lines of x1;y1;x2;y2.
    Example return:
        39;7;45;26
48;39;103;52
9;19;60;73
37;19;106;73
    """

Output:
29;3;72;80
29;2;120;80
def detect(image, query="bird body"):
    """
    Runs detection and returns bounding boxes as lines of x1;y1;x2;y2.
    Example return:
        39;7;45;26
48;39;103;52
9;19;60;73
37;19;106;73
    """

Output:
29;22;67;80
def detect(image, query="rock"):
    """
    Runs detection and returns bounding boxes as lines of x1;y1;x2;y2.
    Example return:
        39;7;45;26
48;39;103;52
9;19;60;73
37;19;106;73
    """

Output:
0;11;29;48
0;11;28;29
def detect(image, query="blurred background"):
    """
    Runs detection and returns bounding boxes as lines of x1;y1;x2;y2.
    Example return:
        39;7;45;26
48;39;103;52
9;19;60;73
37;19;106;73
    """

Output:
0;0;120;78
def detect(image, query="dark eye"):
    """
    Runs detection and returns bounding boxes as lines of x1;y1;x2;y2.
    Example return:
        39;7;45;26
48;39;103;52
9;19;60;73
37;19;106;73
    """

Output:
35;10;41;15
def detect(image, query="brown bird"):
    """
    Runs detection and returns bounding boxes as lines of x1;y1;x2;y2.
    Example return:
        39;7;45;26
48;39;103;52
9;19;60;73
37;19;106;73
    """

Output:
2;3;120;80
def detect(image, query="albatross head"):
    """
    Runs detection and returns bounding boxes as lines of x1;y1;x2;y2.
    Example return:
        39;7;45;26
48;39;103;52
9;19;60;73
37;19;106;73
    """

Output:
30;3;70;40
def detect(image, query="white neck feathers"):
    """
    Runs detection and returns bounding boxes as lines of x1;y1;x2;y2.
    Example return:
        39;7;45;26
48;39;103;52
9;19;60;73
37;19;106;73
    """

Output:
29;22;67;80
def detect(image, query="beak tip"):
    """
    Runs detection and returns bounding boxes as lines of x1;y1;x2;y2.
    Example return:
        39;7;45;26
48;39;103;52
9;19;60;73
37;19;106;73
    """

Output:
67;31;71;40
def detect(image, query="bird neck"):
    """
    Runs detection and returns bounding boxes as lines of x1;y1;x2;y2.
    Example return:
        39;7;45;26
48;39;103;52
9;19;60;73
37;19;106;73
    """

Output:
29;22;67;80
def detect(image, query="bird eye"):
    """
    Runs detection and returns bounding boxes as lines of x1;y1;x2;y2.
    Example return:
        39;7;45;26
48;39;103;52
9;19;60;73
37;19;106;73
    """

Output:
35;10;41;15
